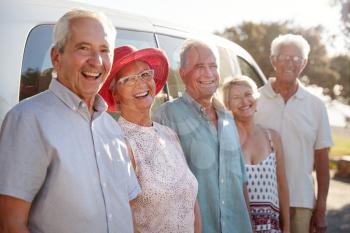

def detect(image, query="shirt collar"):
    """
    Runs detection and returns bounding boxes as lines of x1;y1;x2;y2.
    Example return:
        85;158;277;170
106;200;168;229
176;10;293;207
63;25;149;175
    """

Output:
49;78;108;114
182;91;225;114
262;77;307;100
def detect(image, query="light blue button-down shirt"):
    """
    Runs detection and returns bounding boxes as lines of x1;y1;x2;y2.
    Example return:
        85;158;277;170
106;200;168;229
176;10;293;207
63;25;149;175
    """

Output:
0;78;140;233
154;92;252;233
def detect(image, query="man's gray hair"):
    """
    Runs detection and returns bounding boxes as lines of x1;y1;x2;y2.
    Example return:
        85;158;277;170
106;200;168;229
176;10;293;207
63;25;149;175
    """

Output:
53;9;116;53
271;34;310;59
179;39;218;68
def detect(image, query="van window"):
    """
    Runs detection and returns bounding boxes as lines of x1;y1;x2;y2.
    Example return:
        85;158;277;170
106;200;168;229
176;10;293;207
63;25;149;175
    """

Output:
20;25;53;100
115;29;156;48
20;24;265;114
21;25;171;118
156;34;185;100
217;46;235;86
237;56;265;88
20;26;158;101
110;29;168;112
156;35;239;99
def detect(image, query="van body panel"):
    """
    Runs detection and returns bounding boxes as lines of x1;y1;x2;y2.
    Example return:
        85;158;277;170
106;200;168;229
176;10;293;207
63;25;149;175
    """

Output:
0;0;266;123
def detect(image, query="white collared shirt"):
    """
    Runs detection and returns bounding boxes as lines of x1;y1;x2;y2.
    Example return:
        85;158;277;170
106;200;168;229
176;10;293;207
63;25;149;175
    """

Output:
254;78;333;208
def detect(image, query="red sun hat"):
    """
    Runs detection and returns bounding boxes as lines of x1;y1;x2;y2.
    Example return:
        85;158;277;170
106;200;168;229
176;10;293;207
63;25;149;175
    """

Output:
99;45;169;112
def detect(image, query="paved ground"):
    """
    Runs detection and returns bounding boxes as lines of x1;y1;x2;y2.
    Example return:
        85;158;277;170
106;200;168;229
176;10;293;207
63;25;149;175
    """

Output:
322;126;350;232
327;171;350;233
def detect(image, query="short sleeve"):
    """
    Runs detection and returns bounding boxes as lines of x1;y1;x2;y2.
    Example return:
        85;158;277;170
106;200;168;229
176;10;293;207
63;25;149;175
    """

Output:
152;102;170;126
315;101;333;150
127;162;141;201
153;101;183;134
0;108;50;202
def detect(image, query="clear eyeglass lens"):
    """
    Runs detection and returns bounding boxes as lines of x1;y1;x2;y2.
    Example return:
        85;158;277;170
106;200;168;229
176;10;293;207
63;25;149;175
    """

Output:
123;77;137;85
140;69;154;80
118;69;154;86
277;55;303;64
292;56;302;63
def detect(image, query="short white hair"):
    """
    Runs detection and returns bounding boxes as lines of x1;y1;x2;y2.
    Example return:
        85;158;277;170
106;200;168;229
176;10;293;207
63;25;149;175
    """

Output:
271;34;310;59
53;8;116;53
179;38;219;68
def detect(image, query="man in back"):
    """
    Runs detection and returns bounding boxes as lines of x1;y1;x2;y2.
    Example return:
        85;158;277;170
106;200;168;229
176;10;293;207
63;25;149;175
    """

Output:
255;34;333;233
0;9;140;233
154;39;252;233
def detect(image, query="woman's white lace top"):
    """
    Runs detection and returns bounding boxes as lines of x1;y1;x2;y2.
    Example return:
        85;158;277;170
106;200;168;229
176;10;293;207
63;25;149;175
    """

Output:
118;116;198;233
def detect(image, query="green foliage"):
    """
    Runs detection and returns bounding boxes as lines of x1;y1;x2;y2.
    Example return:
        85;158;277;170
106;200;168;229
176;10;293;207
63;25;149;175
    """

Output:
293;26;340;98
330;55;350;104
216;21;349;103
330;133;350;158
339;0;350;48
217;21;289;78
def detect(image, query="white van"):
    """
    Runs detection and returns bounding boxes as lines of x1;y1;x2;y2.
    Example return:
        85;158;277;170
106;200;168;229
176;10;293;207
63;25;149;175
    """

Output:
0;0;266;123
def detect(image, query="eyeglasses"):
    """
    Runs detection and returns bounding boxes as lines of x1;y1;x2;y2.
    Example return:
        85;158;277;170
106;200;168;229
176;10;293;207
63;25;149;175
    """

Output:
274;54;304;65
117;69;154;86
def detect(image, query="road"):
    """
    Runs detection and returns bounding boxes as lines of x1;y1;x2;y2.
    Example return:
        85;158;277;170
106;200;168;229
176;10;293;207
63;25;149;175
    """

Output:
326;126;350;232
327;171;350;233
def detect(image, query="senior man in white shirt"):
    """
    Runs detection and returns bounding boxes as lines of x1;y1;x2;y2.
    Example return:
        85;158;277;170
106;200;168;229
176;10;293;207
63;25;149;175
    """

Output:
255;34;333;233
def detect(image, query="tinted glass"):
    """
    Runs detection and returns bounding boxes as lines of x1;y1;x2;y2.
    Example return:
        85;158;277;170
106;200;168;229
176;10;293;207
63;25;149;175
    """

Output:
157;36;238;99
217;46;235;88
156;34;185;100
20;26;157;100
115;29;156;48
20;25;53;100
237;56;265;87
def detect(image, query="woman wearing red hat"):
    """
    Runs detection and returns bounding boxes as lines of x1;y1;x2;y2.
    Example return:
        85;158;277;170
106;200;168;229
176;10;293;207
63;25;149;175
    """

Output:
100;45;200;233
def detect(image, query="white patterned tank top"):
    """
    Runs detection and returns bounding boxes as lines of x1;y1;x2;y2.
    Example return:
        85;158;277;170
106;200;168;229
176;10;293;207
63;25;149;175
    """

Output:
245;129;281;233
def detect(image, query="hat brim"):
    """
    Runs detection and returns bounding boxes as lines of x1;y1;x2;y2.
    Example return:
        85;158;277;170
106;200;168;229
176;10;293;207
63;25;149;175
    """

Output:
99;47;169;112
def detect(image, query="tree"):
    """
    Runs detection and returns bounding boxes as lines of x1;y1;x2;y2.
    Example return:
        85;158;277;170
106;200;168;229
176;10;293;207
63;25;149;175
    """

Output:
216;22;340;99
217;21;289;78
340;0;350;47
295;26;340;98
330;55;350;103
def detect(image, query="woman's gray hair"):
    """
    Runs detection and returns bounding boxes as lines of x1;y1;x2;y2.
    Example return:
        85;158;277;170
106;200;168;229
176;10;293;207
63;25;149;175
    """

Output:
179;38;219;68
221;75;259;109
53;9;116;53
270;34;310;59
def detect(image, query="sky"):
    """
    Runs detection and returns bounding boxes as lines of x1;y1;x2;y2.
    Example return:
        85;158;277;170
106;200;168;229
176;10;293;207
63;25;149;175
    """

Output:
76;0;343;53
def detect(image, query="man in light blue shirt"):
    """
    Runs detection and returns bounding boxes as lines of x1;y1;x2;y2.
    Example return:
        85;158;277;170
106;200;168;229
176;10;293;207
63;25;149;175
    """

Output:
154;39;252;233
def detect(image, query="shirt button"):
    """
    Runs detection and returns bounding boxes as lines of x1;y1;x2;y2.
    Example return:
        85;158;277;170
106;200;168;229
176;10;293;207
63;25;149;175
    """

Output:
222;200;225;205
102;182;106;187
96;152;100;157
221;179;224;184
108;214;112;219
